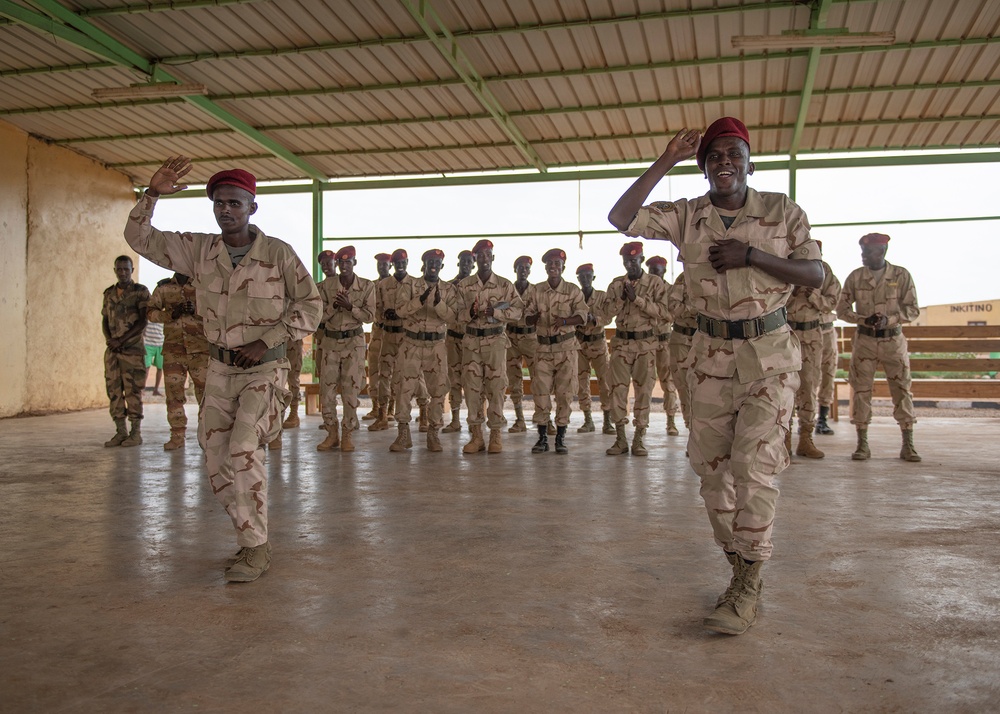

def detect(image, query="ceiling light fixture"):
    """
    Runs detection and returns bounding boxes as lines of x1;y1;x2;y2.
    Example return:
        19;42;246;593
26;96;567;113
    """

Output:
732;29;895;50
92;82;209;100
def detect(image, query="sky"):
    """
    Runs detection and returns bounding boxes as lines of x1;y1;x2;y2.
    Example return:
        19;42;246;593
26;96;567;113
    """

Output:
136;155;998;311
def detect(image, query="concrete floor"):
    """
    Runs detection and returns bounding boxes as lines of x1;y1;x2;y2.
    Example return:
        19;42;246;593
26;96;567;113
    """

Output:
1;404;999;713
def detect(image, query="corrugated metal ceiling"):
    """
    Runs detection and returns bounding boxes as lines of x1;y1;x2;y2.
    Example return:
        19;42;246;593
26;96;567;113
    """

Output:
0;0;997;186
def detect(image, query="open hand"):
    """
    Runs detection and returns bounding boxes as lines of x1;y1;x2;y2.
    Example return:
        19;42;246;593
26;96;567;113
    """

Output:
662;128;701;164
147;156;192;197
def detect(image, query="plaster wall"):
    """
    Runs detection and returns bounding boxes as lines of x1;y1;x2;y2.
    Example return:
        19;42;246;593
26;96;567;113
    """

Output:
0;123;29;417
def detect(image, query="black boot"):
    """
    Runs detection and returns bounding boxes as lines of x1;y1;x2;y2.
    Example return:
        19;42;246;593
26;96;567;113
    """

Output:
815;405;835;435
555;425;568;454
531;424;549;453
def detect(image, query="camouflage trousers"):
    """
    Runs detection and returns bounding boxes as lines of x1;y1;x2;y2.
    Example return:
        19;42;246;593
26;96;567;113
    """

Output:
163;348;208;431
321;336;366;431
608;342;656;428
378;330;427;407
793;327;824;432
532;348;578;427
654;340;680;416
818;325;838;407
687;369;799;562
286;338;303;409
668;333;693;427
199;359;290;548
446;333;464;412
506;331;536;407
462;336;508;430
366;326;383;401
104;347;146;421
576;338;609;413
848;333;916;428
395;337;449;429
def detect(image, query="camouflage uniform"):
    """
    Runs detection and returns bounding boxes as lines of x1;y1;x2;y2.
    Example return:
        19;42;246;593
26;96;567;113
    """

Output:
837;261;920;429
818;311;839;411
506;284;538;417
284;338;304;414
445;274;469;416
456;273;524;430
650;275;681;423
525;280;588;428
625;189;820;561
318;274;376;433
375;274;428;419
147;276;209;437
576;288;611;417
666;272;697;428
604;273;668;429
125;194;322;549
102;281;150;422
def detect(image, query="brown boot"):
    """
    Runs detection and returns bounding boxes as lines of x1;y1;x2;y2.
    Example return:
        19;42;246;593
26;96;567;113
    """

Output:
547;422;556;436
389;423;412;452
602;410;615;435
368;405;389;431
317;422;340;451
606;423;629;456
426;428;442;452
120;419;142;447
282;406;300;429
386;397;396;423
667;415;679;436
163;428;185;451
704;558;764;635
852;426;871;461
268;434;282;450
508;404;527;433
795;431;825;459
488;429;502;453
577;411;595;433
418;404;429;433
463;424;486;453
362;400;378;420
225;542;272;583
104;418;128;447
900;428;921;462
630;427;648;456
442;409;462;433
340;424;355;453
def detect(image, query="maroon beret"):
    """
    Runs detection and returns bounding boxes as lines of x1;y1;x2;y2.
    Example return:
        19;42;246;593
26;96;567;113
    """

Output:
458;250;473;259
645;256;667;269
390;249;408;261
542;248;566;263
472;239;494;255
620;241;644;257
697;117;751;171
335;245;356;261
374;253;391;261
422;248;445;262
860;233;891;246
317;250;335;261
206;169;256;199
576;263;594;274
514;255;533;268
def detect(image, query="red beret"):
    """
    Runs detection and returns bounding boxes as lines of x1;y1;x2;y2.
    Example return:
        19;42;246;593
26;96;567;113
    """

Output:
458;250;473;259
390;249;408;261
860;233;891;246
542;248;566;263
576;263;594;274
620;241;644;257
335;245;356;260
645;256;667;268
206;169;256;199
697;117;751;171
374;253;391;261
514;255;532;268
317;250;335;261
422;248;444;262
472;239;494;255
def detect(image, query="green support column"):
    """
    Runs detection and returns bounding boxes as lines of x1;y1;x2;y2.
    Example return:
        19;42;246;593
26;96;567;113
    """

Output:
312;180;324;281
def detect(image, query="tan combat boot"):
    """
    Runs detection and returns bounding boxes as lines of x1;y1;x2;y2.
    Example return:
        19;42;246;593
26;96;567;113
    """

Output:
606;423;629;456
900;428;921;462
340;424;355;453
268;434;282;450
602;410;615;435
795;431;825;459
630;427;648;456
704;557;764;635
121;419;143;447
547;422;557;436
389;423;412;452
426;428;442;452
418;404;429;433
386;397;396;423
282;405;300;429
852;426;871;461
463;424;486;453
104;418;128;447
317;422;340;451
577;411;595;433
667;415;679;436
225;542;271;583
163;428;185;451
488;429;502;453
368;405;389;431
442;409;462;433
508;404;527;433
362;399;378;421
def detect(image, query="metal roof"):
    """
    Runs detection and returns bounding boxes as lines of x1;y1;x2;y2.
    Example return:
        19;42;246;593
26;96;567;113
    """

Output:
1;0;997;187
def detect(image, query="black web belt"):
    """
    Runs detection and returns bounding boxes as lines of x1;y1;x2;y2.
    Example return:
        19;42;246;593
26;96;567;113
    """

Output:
466;325;505;338
615;329;655;341
507;324;536;335
209;342;286;367
672;324;696;337
537;332;576;345
324;326;363;340
857;325;902;338
696;307;787;340
789;319;821;331
405;330;446;341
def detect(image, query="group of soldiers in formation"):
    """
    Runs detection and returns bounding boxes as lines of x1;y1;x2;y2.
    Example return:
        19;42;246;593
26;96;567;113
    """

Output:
108;117;922;637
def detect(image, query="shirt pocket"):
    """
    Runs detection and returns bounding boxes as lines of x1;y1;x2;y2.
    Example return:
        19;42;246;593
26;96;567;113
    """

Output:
245;275;285;325
748;236;792;297
678;241;720;307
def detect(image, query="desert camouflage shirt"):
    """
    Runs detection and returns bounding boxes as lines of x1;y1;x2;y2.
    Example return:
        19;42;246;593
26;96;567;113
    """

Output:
787;260;841;323
456;272;524;344
604;272;669;334
666;271;698;331
397;277;459;334
524;278;589;354
102;281;149;349
318;274;375;347
837;261;919;328
147;277;209;355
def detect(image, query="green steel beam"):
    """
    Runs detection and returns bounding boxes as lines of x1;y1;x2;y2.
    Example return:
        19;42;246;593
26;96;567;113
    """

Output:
0;61;115;78
311;180;324;281
789;0;833;159
400;0;546;172
79;0;265;17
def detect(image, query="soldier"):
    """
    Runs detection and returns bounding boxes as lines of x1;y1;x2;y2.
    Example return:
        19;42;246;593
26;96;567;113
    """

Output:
666;271;697;432
786;250;841;459
837;233;921;462
125;158;321;583
363;253;392;421
443;250;475;433
574;263;613;435
312;249;336;427
506;256;537;434
524;248;588;455
101;255;150;447
815;243;840;436
456;239;523;454
316;246;375;453
603;243;668;457
147;272;209;450
390;249;459;452
608;118;824;634
646;255;683;437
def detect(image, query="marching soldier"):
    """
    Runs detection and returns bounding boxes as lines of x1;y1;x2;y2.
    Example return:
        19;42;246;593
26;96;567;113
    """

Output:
646;256;683;437
147;272;209;450
815;244;840;436
666;271;697;431
506;256;537;434
363;253;392;421
837;233;921;462
574;263;613;434
443;250;475;433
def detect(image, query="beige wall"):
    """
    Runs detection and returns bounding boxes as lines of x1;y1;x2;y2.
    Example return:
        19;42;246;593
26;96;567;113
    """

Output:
0;120;137;417
912;299;1000;327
